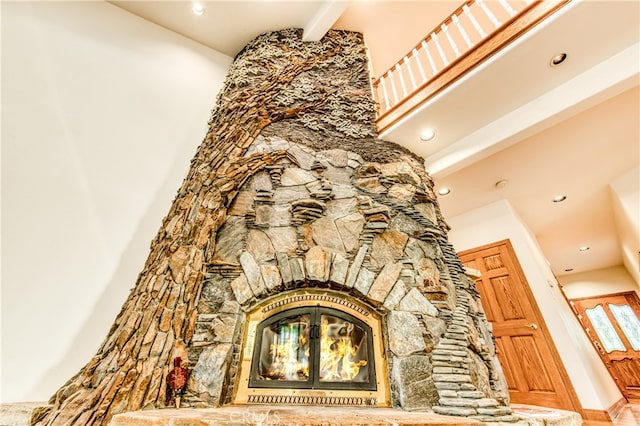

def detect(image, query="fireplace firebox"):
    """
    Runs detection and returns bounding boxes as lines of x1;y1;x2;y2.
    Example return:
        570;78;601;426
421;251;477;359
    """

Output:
249;307;376;390
234;290;390;406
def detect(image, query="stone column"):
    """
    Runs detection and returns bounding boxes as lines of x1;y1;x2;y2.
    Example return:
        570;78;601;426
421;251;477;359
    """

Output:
36;29;380;426
36;28;513;426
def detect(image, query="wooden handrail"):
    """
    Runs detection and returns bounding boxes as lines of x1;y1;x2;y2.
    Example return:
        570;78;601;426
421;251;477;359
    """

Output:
374;0;571;135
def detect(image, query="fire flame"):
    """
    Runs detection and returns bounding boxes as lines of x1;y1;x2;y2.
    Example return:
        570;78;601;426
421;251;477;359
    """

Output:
265;324;309;381
261;316;367;382
319;318;367;382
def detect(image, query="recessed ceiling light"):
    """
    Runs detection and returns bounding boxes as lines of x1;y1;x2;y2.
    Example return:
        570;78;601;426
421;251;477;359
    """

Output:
438;187;451;196
578;246;590;252
420;129;435;141
192;3;205;15
553;195;567;203
550;53;567;67
494;179;508;188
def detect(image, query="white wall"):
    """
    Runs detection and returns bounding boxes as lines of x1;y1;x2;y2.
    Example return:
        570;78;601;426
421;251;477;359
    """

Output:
1;1;232;403
560;265;639;300
610;167;640;285
446;200;622;411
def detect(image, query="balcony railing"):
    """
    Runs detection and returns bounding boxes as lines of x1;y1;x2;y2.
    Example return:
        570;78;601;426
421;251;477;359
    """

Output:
374;0;570;134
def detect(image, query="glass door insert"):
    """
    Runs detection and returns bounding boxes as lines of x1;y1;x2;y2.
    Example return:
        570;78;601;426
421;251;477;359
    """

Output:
249;307;376;390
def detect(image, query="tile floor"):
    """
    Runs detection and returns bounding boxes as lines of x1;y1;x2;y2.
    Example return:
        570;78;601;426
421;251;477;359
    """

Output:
610;404;640;425
584;404;640;426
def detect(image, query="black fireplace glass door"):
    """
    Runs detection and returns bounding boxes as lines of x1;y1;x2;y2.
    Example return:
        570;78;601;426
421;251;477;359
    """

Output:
319;313;370;383
249;307;376;391
250;309;312;387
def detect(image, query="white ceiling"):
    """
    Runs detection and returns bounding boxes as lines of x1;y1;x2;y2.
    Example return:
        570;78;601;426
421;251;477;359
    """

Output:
110;0;639;279
110;1;327;57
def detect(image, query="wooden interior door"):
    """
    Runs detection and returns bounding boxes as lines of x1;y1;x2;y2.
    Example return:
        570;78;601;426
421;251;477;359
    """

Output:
571;291;640;402
458;239;581;412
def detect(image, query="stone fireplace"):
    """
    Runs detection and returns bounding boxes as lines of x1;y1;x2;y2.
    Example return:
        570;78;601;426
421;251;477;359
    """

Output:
183;135;511;420
38;28;515;426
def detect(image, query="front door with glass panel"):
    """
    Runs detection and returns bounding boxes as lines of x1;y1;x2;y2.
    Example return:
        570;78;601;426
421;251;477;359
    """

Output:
249;307;376;391
571;291;640;402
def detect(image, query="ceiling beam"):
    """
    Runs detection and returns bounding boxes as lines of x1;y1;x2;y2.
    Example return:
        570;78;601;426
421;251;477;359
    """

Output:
303;0;351;42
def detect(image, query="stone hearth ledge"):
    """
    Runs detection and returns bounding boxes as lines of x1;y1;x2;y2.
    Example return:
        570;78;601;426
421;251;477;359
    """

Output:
108;406;482;425
106;405;583;426
0;403;583;425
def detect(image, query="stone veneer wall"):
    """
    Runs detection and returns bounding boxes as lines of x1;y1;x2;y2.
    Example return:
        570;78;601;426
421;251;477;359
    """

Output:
37;29;512;426
185;136;514;422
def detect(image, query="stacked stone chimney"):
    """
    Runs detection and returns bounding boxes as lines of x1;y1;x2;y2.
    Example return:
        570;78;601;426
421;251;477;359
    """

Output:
36;28;516;426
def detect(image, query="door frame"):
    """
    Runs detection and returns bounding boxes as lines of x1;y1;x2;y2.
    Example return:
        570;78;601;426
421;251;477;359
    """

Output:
458;239;584;414
566;290;640;402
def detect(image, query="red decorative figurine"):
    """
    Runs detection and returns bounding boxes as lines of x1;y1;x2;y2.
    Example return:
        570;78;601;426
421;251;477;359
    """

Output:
166;357;189;408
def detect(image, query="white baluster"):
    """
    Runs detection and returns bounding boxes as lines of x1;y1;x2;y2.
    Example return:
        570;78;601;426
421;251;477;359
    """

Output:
477;0;502;28
378;76;391;111
441;23;461;57
452;14;473;49
387;71;400;105
413;48;427;83
404;56;417;91
463;4;487;38
498;0;517;17
396;63;409;97
421;40;438;75
431;32;449;66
